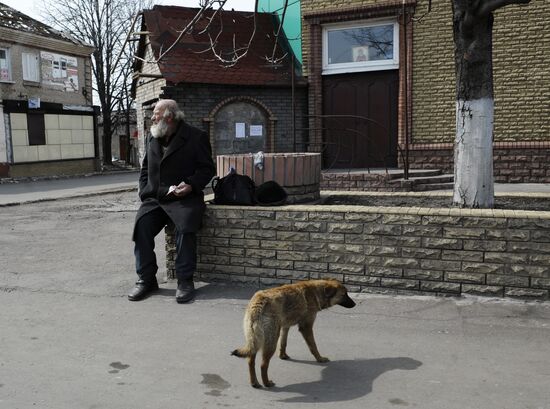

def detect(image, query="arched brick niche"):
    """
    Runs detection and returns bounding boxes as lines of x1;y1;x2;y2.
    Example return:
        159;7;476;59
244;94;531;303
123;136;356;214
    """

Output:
204;96;277;157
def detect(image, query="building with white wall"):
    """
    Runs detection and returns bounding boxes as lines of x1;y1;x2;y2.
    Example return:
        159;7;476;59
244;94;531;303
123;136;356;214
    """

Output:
0;2;97;178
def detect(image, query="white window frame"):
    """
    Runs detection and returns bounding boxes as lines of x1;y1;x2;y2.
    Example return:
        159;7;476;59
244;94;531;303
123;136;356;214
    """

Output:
0;47;12;82
22;52;40;82
322;18;399;75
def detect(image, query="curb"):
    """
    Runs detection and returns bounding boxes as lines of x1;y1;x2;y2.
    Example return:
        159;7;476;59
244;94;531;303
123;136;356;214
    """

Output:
0;169;139;185
0;186;138;207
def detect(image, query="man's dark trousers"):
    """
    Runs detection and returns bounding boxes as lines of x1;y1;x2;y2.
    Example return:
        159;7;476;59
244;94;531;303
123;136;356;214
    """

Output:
134;206;196;283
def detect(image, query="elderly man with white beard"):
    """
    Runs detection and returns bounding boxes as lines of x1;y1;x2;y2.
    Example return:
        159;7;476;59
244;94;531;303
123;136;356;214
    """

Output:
128;99;216;303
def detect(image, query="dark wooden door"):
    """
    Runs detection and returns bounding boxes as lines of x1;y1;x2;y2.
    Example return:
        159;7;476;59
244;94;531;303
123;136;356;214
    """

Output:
119;135;128;161
322;70;398;169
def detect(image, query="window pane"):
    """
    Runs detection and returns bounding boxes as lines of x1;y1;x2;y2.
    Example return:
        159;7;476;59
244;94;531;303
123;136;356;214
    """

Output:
22;53;40;82
0;48;10;81
327;24;394;65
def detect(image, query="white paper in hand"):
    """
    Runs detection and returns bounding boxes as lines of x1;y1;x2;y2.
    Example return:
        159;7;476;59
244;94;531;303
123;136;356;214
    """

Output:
167;185;177;196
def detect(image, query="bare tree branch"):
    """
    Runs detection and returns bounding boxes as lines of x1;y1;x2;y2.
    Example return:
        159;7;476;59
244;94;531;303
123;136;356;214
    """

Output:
132;1;262;68
476;0;531;16
156;3;215;61
42;0;153;165
202;5;259;67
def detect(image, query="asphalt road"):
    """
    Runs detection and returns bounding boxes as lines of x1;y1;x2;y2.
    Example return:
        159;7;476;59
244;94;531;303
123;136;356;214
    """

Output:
1;191;550;409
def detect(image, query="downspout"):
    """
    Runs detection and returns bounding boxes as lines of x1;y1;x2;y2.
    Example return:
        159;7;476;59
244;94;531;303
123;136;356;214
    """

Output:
403;0;409;180
292;54;296;151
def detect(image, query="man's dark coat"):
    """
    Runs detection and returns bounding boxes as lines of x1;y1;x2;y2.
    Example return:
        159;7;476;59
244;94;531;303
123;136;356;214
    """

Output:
133;121;216;239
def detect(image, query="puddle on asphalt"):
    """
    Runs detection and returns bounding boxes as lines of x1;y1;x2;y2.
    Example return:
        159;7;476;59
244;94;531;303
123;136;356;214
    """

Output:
109;361;130;373
201;374;231;396
389;398;409;406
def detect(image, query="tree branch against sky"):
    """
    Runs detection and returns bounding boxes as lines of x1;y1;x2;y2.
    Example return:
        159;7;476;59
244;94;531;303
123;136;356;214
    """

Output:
41;0;153;165
35;0;284;165
133;0;289;67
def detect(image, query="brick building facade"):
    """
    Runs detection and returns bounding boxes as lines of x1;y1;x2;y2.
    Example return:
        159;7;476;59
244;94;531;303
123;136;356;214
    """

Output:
300;0;549;182
132;6;307;163
160;84;308;155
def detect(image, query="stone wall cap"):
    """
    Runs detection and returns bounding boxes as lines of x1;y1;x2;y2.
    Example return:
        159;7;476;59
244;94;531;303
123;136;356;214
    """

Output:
205;192;550;219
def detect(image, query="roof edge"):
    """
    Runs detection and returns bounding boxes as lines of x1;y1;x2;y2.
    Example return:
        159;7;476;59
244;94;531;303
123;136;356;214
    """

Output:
0;26;95;55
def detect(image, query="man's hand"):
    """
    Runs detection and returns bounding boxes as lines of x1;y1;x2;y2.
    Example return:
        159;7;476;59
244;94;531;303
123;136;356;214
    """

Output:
169;182;192;197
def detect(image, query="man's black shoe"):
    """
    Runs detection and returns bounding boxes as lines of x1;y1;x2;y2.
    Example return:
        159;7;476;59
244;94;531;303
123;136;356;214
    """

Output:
176;280;195;304
128;279;159;301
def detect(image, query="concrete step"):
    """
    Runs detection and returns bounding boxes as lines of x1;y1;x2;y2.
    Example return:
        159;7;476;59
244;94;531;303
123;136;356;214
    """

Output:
414;182;454;191
392;173;455;191
409;174;454;185
390;173;454;189
387;169;443;180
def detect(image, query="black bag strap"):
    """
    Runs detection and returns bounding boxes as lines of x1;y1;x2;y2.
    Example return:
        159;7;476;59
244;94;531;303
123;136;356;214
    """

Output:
211;176;220;192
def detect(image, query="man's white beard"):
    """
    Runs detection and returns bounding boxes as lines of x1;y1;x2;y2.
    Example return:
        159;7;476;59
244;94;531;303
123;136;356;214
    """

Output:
151;119;169;139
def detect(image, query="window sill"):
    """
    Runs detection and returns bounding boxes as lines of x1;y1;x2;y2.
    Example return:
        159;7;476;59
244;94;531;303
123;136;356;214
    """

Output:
322;64;398;76
0;80;15;84
23;81;41;87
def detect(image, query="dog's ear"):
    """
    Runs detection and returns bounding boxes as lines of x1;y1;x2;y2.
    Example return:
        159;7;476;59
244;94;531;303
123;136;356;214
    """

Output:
324;286;337;300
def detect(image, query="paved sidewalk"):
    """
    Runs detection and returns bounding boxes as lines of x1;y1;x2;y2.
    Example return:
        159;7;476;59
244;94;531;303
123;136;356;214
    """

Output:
0;171;139;206
0;192;549;409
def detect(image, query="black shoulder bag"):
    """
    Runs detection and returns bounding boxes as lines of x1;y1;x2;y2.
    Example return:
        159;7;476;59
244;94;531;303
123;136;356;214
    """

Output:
211;172;256;205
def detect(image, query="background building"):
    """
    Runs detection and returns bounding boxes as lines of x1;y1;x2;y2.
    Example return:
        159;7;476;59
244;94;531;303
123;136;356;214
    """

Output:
299;0;549;182
132;6;307;164
97;109;138;167
0;2;98;178
132;1;548;184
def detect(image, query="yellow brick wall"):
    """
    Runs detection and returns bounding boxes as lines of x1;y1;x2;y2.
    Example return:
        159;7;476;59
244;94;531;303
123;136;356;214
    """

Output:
493;0;549;143
412;0;548;143
301;0;549;144
410;0;455;144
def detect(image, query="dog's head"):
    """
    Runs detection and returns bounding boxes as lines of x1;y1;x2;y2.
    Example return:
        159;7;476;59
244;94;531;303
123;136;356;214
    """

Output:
323;280;356;309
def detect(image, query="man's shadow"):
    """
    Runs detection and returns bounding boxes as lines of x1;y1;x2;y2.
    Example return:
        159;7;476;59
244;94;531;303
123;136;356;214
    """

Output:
267;357;422;403
152;283;256;302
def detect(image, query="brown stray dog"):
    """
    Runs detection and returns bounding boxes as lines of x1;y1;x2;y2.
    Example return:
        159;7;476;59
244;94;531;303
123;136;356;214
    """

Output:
231;279;356;388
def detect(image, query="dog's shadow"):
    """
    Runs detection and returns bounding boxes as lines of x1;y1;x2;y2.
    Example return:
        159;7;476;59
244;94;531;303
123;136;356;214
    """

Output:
267;357;422;403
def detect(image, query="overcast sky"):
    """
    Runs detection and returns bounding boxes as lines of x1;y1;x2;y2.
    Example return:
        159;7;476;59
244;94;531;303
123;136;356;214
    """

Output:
2;0;256;22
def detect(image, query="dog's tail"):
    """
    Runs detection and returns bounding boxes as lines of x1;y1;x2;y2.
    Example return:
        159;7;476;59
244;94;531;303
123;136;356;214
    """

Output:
231;301;265;358
231;347;252;358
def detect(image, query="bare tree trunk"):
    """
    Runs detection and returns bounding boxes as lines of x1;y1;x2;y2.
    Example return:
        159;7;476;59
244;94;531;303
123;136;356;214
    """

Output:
42;0;153;168
452;1;495;208
454;98;494;207
451;0;530;208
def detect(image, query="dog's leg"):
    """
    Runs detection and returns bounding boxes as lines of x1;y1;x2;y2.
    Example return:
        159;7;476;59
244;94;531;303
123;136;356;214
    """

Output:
248;353;261;388
261;327;279;387
298;321;329;363
260;348;276;387
279;326;290;360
